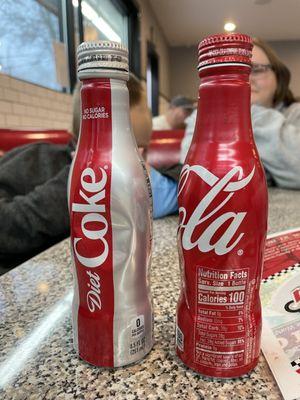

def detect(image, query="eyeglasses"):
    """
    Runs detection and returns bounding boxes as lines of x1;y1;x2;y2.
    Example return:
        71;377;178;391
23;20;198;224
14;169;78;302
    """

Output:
251;63;273;75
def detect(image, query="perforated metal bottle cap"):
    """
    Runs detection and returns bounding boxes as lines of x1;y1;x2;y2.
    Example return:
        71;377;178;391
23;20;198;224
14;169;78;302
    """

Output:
77;41;129;80
198;33;253;70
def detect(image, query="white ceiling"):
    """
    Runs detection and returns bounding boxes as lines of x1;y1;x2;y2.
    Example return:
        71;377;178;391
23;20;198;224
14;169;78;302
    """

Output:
148;0;300;46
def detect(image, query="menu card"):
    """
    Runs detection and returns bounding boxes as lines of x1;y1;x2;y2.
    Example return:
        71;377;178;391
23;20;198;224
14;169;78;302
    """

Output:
261;228;300;400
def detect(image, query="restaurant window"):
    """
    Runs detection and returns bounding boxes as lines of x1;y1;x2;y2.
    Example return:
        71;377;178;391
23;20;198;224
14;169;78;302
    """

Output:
147;42;159;116
73;0;140;77
0;0;67;91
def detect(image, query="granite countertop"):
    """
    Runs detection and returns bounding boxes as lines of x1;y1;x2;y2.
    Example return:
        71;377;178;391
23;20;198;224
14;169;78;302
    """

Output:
1;187;300;400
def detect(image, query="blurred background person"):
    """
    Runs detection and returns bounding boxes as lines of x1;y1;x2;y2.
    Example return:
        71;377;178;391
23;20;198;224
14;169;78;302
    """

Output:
250;38;300;188
126;76;178;219
128;75;152;159
181;38;300;189
0;104;77;274
152;95;194;130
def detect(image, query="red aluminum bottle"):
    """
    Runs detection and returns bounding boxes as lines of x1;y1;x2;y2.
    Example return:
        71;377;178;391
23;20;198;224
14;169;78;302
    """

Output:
176;33;268;378
68;41;153;367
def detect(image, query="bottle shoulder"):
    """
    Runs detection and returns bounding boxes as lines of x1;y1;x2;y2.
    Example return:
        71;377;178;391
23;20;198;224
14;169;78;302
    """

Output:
187;140;261;166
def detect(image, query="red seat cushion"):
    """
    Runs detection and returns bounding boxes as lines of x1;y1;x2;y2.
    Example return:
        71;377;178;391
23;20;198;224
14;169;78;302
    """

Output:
147;129;185;169
0;129;73;152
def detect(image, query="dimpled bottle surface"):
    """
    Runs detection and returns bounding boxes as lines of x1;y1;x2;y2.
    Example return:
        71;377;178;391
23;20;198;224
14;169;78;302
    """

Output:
68;41;153;367
176;33;268;378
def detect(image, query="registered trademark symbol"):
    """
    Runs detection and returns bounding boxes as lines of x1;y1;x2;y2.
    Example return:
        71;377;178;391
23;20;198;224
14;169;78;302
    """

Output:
237;249;244;256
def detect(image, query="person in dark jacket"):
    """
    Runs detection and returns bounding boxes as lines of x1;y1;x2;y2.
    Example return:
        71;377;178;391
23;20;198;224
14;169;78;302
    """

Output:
0;140;75;273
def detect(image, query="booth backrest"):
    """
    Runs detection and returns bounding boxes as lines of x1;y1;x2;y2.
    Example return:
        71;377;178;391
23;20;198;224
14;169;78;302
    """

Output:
147;129;185;169
0;128;185;168
0;129;73;152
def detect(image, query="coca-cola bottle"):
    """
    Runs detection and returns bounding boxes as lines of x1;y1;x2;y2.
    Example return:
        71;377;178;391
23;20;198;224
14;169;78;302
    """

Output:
176;33;268;378
68;41;153;367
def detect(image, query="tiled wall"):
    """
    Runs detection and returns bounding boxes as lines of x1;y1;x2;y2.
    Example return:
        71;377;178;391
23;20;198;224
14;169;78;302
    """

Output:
0;73;73;131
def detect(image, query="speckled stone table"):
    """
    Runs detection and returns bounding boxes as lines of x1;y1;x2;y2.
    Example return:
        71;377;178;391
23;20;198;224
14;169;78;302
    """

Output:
1;187;300;400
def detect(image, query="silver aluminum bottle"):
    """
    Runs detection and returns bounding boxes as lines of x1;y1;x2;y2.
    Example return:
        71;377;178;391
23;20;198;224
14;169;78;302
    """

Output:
68;41;153;367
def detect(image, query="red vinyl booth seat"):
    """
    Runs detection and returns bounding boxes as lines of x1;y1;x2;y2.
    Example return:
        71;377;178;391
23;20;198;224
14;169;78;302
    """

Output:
0;128;184;169
147;129;185;169
0;129;73;153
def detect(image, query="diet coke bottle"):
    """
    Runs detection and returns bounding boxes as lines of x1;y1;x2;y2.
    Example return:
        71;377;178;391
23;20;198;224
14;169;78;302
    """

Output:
176;33;268;378
68;41;153;367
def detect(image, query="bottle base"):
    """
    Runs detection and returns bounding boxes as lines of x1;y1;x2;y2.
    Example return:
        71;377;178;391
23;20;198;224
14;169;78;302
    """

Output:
76;342;154;369
176;351;259;379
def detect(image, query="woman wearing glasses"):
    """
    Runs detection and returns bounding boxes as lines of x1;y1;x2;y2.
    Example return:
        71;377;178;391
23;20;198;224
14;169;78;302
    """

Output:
181;38;300;189
250;38;300;188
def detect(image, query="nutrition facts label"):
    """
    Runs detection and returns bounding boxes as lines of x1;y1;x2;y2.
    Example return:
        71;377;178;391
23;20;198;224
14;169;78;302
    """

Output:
195;266;252;369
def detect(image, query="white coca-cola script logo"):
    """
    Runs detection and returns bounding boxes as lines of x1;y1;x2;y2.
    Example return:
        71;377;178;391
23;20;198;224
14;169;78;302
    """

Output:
72;167;109;268
178;165;255;255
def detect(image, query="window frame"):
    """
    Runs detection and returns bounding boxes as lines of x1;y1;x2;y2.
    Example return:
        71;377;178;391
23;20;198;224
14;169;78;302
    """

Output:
147;41;159;116
0;0;140;93
76;0;141;78
60;0;76;93
111;0;141;78
0;0;68;92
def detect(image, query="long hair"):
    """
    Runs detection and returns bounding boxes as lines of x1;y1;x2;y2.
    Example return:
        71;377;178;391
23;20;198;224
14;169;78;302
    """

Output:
253;38;296;107
127;73;143;107
72;81;81;139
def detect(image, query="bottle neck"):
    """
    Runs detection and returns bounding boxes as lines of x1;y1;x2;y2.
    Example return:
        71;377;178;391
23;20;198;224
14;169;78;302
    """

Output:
80;77;129;119
78;78;130;147
195;64;252;142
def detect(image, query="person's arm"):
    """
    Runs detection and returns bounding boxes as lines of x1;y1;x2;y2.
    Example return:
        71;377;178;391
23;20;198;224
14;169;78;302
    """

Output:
0;166;70;255
252;104;300;189
150;167;178;219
